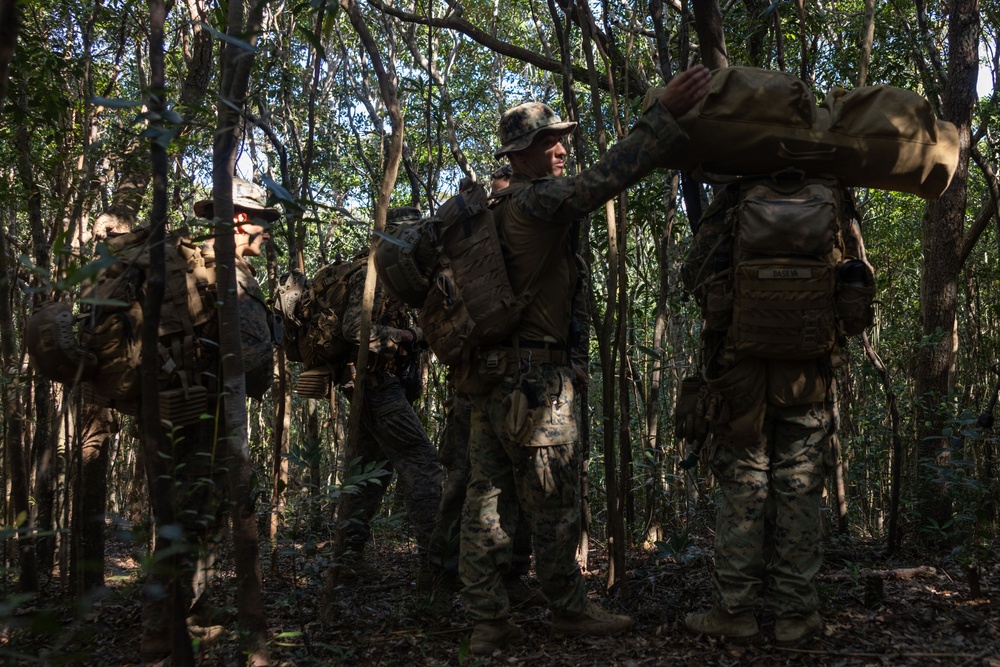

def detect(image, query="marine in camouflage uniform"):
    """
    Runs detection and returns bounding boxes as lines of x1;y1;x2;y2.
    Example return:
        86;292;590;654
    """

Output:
335;207;444;573
458;65;712;654
681;182;869;647
430;251;591;588
142;178;277;660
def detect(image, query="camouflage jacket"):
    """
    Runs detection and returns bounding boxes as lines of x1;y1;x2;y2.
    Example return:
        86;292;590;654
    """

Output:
495;103;689;346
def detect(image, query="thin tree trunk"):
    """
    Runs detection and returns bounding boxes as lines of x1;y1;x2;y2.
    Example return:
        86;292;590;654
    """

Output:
332;0;406;588
70;404;114;593
143;2;194;664
0;206;36;592
214;0;271;661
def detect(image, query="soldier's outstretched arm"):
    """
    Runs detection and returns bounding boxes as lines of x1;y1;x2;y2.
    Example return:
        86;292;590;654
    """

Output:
658;65;713;117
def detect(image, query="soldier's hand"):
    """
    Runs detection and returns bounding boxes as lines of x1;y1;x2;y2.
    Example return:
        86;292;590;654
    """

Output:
659;65;712;117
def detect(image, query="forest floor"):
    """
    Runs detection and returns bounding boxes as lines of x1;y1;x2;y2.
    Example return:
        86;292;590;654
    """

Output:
6;521;1000;666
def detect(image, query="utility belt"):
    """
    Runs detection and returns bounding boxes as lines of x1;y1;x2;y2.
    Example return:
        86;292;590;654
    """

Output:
476;341;569;383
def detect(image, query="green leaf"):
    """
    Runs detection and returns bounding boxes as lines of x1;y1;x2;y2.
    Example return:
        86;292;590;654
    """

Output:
89;96;143;109
295;25;327;60
198;23;258;53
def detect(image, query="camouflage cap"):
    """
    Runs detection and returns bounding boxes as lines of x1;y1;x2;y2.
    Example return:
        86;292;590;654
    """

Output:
495;102;577;159
194;177;281;222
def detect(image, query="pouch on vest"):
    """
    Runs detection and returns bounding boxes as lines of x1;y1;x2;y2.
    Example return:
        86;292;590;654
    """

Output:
675;374;710;445
835;259;876;336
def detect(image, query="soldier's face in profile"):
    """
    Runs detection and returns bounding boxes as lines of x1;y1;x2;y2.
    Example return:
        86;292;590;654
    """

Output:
234;211;270;257
512;133;568;179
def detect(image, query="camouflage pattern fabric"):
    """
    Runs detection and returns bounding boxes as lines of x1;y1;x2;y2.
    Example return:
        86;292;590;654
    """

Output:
495;104;688;347
339;372;443;555
683;181;851;621
143;255;272;644
142;417;230;643
495;102;577;158
460;363;586;620
429;387;532;575
339;259;414;375
708;363;837;618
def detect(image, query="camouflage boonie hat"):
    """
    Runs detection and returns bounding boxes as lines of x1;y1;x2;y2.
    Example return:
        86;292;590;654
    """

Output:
194;177;280;222
495;102;577;159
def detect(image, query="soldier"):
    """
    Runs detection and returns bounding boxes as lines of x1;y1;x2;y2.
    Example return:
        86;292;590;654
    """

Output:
458;64;711;654
141;177;276;659
680;180;870;647
333;206;444;584
490;163;513;193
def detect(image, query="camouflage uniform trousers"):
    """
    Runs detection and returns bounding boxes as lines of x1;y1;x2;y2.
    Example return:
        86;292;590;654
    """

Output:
709;392;836;618
339;372;443;557
460;363;586;621
430;390;532;574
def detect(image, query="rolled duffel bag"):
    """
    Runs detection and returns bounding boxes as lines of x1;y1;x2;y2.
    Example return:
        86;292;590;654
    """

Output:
646;66;959;199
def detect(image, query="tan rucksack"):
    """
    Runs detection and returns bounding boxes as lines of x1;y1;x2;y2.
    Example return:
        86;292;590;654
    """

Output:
643;66;959;199
695;174;875;361
287;252;369;372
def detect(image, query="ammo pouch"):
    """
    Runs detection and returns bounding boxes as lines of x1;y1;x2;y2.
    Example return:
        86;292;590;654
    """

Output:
705;357;766;447
674;374;711;444
835;258;876;336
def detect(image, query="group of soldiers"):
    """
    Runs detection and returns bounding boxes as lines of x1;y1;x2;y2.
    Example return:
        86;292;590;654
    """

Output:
142;61;842;658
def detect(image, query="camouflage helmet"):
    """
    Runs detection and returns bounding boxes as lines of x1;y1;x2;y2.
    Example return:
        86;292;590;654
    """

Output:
193;177;280;222
495;102;577;159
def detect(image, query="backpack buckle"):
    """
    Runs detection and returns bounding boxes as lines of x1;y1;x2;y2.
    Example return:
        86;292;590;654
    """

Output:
484;349;501;370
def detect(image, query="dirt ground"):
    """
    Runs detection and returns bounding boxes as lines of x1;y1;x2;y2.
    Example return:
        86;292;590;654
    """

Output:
6;524;1000;666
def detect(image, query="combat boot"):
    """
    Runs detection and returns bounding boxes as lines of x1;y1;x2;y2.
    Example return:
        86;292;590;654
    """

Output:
775;611;822;647
469;618;525;654
550;600;634;636
684;607;759;643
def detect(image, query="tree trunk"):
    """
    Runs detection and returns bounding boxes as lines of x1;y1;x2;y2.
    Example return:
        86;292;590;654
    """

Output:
70;404;114;593
0;205;36;592
214;0;271;661
332;0;406;587
914;0;979;544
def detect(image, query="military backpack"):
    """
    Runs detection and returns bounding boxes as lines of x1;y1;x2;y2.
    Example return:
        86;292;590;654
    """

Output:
374;178;526;367
691;174;875;360
273;252;370;397
27;226;273;424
